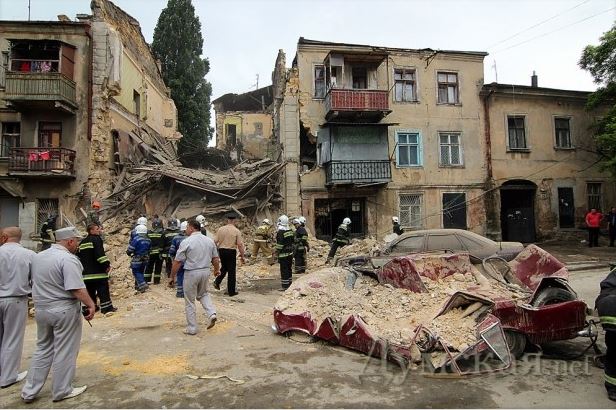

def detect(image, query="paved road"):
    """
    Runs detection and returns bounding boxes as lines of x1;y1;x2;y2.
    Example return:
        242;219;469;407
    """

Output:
0;268;613;408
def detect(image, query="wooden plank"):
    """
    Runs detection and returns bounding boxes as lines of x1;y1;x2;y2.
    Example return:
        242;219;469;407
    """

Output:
231;205;245;218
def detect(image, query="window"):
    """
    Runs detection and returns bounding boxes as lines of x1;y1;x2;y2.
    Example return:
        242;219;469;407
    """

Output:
0;51;8;88
507;115;527;150
38;122;61;147
399;194;423;229
555;117;572;148
352;66;367;89
1;122;20;157
392;235;424;254
396;132;422;167
587;183;602;211
225;123;237;146
442;193;467;229
133;90;141;117
36;198;59;235
426;234;463;252
394;68;416;102
439;132;462;166
437;72;458;104
314;64;325;98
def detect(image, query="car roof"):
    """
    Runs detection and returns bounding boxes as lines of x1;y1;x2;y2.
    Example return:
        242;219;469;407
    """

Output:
396;229;494;243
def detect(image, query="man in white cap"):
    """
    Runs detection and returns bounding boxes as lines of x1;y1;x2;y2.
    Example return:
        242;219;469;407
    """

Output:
0;227;35;388
21;227;96;403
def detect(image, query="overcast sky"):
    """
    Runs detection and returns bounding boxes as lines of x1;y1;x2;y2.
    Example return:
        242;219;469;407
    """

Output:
1;0;615;97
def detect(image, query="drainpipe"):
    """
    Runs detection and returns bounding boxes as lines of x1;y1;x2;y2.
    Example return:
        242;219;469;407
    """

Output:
482;87;496;237
85;22;93;141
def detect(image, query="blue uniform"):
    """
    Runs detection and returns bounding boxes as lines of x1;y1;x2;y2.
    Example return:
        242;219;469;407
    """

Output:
169;233;187;297
126;234;151;292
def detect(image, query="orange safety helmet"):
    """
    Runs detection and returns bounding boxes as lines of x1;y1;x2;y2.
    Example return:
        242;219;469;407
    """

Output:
92;200;101;209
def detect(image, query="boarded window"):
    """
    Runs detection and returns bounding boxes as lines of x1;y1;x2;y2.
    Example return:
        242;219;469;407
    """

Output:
587;183;602;211
1;122;20;157
437;72;458;104
439;132;462;166
507;115;527;149
397;132;421;166
314;64;325;98
394;68;416;102
400;194;422;228
555;117;572;148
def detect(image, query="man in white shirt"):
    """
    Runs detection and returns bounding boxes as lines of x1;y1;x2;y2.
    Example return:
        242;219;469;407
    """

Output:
0;227;35;388
169;219;221;335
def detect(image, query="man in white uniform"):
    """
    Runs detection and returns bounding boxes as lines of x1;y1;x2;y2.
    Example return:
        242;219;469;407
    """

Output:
0;227;35;388
21;227;96;403
169;219;220;335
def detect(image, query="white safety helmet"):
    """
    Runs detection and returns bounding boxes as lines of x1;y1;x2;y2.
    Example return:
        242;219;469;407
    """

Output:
195;215;206;224
392;216;399;223
135;224;148;235
277;215;289;226
292;218;301;225
180;221;188;232
298;216;306;225
137;216;147;226
343;217;351;225
263;218;271;225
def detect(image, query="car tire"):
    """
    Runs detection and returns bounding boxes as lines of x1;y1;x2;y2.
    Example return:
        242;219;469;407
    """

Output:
504;330;527;359
532;287;576;307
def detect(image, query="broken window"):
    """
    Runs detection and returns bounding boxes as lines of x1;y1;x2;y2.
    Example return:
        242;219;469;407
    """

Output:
439;132;462;166
396;132;422;167
38;122;61;148
399;194;422;229
442;193;467;229
226;123;237;147
314;64;325;98
507;115;527;150
394;68;416;102
133;90;141;117
1;122;20;157
554;117;572;148
352;66;367;89
36;198;58;234
437;72;459;104
587;183;602;211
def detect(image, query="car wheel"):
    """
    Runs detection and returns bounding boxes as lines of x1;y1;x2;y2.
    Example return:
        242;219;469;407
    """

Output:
532;287;576;307
504;330;527;359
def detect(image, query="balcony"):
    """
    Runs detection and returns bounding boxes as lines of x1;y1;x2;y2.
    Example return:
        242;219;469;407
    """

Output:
325;160;391;185
4;72;77;113
325;89;391;122
8;147;76;178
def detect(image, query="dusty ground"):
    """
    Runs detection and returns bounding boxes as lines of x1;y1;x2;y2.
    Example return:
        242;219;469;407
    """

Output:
1;246;615;408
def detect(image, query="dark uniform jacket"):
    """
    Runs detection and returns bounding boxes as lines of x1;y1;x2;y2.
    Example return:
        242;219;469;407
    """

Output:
77;234;110;280
162;229;179;258
127;235;151;260
40;219;56;244
147;229;165;256
333;224;350;245
276;229;295;259
597;268;616;330
393;223;404;235
295;226;309;253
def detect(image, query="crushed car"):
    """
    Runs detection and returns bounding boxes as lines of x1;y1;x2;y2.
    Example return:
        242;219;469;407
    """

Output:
273;245;589;375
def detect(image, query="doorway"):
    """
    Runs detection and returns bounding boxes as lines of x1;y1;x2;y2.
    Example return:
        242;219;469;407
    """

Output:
314;197;365;241
558;187;575;228
500;180;536;243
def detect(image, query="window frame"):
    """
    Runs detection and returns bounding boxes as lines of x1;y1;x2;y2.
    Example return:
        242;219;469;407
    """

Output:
587;182;603;211
436;71;460;105
506;114;529;151
395;130;423;168
313;63;326;99
438;131;463;167
393;67;418;103
553;115;574;150
442;191;467;229
399;192;423;229
1;122;20;158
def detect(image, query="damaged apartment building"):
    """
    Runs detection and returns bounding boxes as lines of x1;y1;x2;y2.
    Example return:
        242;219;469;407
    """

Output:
267;38;614;242
0;0;180;249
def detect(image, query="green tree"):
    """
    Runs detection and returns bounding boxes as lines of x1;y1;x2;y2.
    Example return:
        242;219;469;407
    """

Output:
152;0;212;160
579;23;616;175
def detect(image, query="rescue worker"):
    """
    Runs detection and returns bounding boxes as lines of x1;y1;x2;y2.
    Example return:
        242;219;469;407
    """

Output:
77;223;117;316
126;224;150;293
86;201;102;226
0;227;35;388
130;216;148;242
596;267;616;402
325;217;351;264
145;219;164;284
392;216;404;235
169;221;188;298
162;219;180;279
293;218;309;274
196;214;208;236
252;219;274;264
275;215;295;290
169;219;220;335
40;214;57;251
213;212;246;297
21;227;95;403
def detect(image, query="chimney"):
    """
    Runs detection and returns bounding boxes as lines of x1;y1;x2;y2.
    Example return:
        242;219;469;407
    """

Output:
531;71;538;87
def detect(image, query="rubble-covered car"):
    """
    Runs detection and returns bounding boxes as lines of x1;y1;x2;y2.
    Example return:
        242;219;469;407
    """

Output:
273;245;588;375
335;229;525;269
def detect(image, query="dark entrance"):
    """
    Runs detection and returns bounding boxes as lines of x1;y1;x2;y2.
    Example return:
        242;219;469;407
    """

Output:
314;197;365;241
558;187;575;228
500;180;536;243
442;193;467;229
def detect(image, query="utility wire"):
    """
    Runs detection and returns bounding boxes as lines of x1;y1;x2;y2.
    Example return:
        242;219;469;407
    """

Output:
491;6;616;54
485;0;592;50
